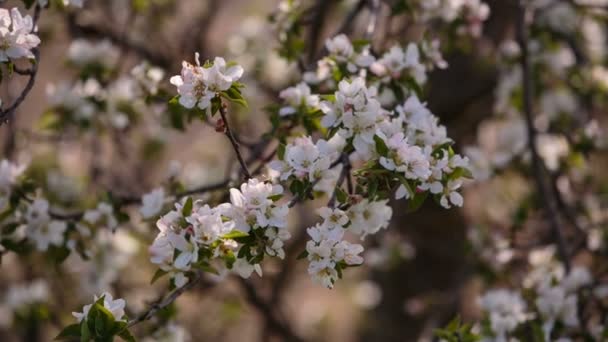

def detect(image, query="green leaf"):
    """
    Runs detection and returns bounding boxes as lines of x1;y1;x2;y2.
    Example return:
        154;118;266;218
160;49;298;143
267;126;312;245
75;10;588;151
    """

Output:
54;323;81;340
222;231;250;240
221;85;248;108
278;143;286;161
374;135;389;157
367;178;378;200
48;245;71;264
407;192;429;213
198;263;220;275
296;250;308;260
210;96;222;116
268;194;283;202
450;167;474;180
117;328;136;342
92;302;115;338
168;96;186;131
335;187;348;204
150;269;168;284
182;197;193;217
80;321;91;342
395;175;415;199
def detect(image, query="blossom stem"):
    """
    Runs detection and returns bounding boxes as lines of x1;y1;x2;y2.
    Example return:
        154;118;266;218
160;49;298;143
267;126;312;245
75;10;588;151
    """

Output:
219;101;252;180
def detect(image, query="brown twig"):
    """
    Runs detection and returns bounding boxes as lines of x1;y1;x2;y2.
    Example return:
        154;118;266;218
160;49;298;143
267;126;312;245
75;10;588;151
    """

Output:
218;101;252;180
517;1;571;271
127;271;205;328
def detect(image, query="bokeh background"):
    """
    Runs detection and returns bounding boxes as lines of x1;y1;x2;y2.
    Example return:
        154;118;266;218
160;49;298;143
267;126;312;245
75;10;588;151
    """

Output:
0;0;606;341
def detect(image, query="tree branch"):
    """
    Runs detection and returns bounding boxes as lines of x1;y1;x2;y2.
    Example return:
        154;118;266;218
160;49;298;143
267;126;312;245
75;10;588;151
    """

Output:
127;271;207;328
517;1;571;271
218;101;252;180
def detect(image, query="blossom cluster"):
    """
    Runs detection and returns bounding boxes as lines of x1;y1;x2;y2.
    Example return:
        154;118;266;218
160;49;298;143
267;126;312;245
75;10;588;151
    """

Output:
305;207;364;289
478;255;601;341
45;39;165;130
269;135;343;183
413;0;490;37
0;8;40;62
317;75;471;208
305;200;392;289
149;178;289;286
170;54;244;111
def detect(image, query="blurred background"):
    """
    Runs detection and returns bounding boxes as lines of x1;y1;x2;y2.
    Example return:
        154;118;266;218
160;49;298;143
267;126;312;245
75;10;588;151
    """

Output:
0;0;607;341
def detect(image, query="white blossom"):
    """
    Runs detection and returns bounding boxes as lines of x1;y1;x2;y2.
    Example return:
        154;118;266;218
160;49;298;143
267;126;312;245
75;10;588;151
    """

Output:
0;159;25;194
347;199;392;239
479;289;529;340
67;39;119;69
84;202;118;231
0;8;40;62
5;280;49;309
278;82;320;116
72;292;126;323
140;188;166;219
305;219;364;289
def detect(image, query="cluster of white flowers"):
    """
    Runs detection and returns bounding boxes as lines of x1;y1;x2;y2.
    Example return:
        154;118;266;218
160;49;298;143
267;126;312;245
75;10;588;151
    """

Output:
316;76;470;207
170;54;243;110
46;79;99;121
534;266;592;338
4;279;49;310
131;62;165;96
0;159;25;211
370;44;427;84
0;8;40;62
269;135;344;183
417;0;490;37
46;45;164;129
346;199;393;238
305;207;364;289
303;34;374;84
149;178;289;286
278;82;320;116
24;199;67;251
83;202;118;231
67;39;119;69
304;200;392;288
479;289;529;341
320;77;388;159
72;292;126;323
65;229;139;295
477;260;597;341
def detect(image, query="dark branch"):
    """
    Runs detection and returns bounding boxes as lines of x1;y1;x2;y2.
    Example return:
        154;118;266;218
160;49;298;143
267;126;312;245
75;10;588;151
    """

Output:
517;1;571;271
219;101;252;180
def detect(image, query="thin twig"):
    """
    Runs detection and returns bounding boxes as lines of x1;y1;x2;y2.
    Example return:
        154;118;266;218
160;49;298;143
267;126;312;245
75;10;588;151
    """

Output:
127;271;205;328
517;1;571;271
219;101;251;180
